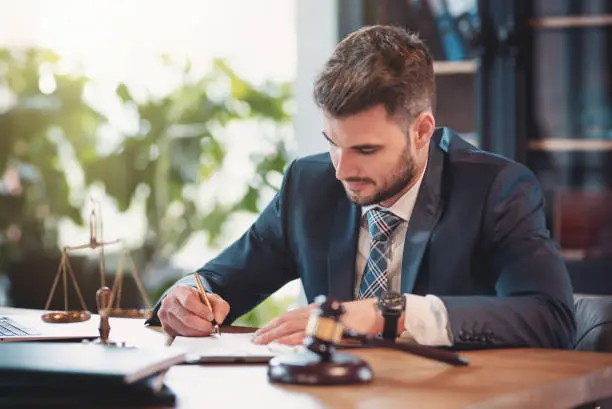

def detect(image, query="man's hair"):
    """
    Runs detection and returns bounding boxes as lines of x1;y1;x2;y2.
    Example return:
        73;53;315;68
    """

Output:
314;25;435;127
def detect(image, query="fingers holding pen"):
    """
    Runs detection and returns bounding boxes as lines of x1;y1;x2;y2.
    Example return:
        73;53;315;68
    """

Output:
158;285;231;337
205;293;230;326
192;274;231;327
159;294;213;337
175;286;230;325
175;286;213;321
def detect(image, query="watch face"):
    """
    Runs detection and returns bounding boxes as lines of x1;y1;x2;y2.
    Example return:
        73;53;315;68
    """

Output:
380;291;404;312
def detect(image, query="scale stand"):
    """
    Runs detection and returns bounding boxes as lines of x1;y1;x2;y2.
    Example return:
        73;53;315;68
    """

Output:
107;247;152;319
42;199;152;323
41;247;92;323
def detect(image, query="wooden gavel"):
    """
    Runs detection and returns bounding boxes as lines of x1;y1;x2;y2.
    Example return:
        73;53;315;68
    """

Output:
268;295;468;385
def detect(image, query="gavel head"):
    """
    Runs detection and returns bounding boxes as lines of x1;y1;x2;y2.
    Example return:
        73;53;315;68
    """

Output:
303;295;345;360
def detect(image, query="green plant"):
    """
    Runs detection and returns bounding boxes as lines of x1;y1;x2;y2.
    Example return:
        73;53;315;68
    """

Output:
84;58;296;324
0;49;296;324
233;295;297;328
0;48;105;262
83;58;292;265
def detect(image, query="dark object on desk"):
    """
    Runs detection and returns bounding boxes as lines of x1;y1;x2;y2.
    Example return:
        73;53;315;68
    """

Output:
0;342;185;407
0;377;176;408
0;342;185;385
268;295;469;385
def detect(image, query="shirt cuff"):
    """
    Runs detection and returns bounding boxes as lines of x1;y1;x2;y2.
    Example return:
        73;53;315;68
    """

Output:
399;294;453;346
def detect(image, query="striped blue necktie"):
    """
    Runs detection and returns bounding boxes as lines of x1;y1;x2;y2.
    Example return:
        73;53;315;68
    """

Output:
357;208;402;300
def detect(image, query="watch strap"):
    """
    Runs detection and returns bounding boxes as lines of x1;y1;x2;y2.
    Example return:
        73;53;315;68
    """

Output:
382;313;399;340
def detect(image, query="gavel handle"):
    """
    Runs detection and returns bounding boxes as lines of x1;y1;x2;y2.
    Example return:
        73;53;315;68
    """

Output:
342;329;469;367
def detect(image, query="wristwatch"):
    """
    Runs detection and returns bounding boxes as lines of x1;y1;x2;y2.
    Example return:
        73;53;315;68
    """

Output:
378;291;405;340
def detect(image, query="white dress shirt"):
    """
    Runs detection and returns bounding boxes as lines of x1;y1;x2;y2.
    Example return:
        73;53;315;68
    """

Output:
354;166;453;346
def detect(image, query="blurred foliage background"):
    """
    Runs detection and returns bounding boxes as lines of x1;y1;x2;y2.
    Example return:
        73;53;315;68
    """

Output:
0;47;296;325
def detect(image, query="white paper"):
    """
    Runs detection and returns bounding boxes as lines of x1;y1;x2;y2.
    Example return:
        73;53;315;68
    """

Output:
170;333;299;361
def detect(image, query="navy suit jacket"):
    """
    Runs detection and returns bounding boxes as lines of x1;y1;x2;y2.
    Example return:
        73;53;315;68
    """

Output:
148;128;576;349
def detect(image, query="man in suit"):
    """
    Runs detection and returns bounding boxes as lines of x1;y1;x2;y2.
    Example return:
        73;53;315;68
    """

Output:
148;25;576;349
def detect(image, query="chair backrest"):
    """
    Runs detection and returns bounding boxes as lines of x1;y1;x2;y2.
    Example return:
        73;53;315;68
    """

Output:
573;295;612;352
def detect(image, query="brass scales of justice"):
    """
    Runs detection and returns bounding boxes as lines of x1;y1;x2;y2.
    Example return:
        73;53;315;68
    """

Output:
41;200;152;324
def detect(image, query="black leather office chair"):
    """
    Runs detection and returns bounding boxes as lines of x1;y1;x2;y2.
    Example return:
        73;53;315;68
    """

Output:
573;295;612;352
573;295;612;408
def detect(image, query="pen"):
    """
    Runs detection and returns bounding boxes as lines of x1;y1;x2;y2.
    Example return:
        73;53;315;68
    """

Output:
193;273;221;335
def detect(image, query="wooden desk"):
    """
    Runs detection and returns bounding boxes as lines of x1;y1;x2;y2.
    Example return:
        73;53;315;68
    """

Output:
3;308;612;409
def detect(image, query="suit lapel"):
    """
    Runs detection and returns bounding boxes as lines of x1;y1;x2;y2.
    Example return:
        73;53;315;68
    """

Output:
328;197;361;301
400;128;449;294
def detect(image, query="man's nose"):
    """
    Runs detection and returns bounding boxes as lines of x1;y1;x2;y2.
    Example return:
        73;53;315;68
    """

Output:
334;151;353;181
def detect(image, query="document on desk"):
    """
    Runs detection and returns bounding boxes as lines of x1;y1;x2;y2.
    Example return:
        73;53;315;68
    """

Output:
170;333;300;363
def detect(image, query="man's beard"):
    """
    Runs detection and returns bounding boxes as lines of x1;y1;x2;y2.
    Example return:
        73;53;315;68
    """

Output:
344;148;419;206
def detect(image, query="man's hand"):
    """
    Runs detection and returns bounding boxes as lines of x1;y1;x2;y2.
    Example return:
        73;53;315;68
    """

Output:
342;298;385;336
253;298;385;345
252;305;313;345
157;285;230;337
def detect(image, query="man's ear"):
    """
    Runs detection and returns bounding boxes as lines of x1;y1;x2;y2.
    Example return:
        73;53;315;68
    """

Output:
413;112;435;150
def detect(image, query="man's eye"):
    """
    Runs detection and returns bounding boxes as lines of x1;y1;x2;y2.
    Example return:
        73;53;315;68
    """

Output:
358;148;377;155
